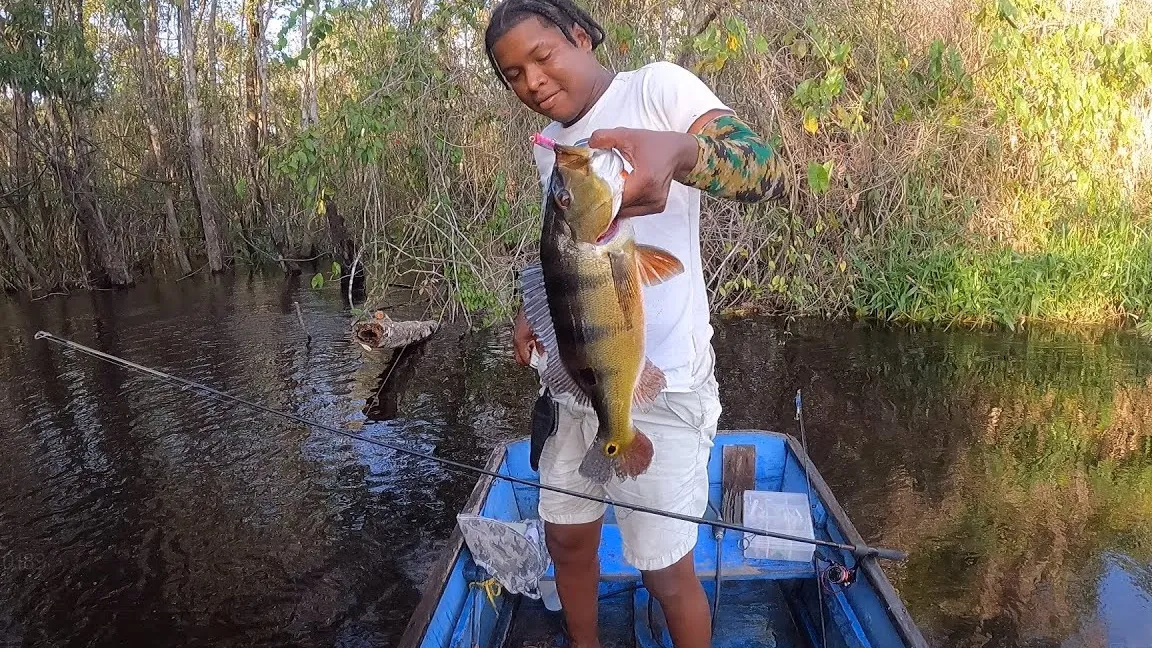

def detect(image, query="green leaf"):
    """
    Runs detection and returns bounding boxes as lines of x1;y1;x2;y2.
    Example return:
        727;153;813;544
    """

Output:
311;273;325;290
996;0;1019;26
234;177;247;200
807;161;833;194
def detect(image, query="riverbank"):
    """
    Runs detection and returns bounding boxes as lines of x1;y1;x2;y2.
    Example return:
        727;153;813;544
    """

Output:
2;0;1148;330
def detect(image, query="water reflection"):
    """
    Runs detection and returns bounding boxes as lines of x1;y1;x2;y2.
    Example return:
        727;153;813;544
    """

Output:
710;317;1152;648
0;276;1148;647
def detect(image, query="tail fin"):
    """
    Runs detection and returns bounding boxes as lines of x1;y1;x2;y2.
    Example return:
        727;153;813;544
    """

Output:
616;428;654;479
578;428;655;484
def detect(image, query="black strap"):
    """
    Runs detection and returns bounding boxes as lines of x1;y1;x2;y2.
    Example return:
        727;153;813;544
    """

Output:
529;387;558;472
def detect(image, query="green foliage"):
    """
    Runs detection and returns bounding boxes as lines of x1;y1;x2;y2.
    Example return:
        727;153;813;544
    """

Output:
853;208;1152;328
785;20;863;134
691;15;769;74
0;0;99;102
5;0;1150;331
907;39;973;110
807;161;833;194
308;262;342;290
977;0;1152;201
846;0;1152;328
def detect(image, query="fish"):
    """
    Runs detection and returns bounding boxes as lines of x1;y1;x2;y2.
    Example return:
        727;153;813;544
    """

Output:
519;142;684;484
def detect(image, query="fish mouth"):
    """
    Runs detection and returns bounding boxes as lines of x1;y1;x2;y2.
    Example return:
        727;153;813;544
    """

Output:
554;144;591;171
595;218;621;244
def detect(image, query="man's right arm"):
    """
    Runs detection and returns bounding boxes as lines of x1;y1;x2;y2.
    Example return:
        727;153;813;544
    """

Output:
512;305;541;367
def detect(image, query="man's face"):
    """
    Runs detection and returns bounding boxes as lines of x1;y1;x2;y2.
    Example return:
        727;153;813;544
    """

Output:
489;16;599;124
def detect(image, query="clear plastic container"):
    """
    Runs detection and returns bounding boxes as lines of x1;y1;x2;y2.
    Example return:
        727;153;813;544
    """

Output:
742;490;816;562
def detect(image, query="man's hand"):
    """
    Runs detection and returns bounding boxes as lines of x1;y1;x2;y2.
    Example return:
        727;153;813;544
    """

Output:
587;127;700;219
512;306;543;367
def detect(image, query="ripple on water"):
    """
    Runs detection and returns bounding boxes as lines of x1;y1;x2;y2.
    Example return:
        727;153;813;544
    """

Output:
1;284;1150;647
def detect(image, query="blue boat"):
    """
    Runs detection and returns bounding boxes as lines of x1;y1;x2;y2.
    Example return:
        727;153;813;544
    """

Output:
397;429;929;648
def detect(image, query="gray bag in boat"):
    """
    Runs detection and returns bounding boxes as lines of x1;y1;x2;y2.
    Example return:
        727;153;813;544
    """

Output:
456;515;561;609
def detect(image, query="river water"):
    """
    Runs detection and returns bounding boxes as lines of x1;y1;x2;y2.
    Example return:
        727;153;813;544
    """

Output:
1;273;1149;648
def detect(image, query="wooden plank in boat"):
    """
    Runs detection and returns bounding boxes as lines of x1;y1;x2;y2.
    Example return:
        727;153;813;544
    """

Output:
721;444;756;524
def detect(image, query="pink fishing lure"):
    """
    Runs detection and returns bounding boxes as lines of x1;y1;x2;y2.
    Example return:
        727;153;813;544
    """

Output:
530;133;557;150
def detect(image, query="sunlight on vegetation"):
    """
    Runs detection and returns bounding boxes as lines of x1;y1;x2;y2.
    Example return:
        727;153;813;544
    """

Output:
0;0;1149;330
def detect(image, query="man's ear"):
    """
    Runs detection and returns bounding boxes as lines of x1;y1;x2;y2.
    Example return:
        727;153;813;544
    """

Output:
570;24;593;52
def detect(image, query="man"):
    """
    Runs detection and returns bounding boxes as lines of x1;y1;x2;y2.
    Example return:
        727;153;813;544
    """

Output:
484;1;790;645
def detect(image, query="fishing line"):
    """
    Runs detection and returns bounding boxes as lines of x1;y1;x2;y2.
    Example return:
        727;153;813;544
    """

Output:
34;331;907;561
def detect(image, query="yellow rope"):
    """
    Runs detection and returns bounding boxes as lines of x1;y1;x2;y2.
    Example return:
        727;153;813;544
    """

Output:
470;577;503;610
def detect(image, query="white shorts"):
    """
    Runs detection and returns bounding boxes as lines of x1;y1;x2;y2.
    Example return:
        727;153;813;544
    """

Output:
536;347;722;572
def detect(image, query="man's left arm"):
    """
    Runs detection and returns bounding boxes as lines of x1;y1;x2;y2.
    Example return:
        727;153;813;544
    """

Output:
679;109;790;203
589;63;791;218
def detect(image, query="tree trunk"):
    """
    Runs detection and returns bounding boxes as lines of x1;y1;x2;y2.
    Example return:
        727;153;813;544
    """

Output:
176;0;225;273
408;0;426;27
45;102;134;287
206;0;219;91
5;92;50;289
244;0;274;256
323;194;354;272
14;92;54;239
204;0;219;159
299;7;318;127
0;200;47;291
130;0;192;275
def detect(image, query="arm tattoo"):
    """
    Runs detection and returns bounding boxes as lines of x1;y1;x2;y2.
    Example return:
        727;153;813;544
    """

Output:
682;114;789;202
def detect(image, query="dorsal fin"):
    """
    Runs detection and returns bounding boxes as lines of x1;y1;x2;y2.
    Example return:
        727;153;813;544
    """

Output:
518;263;591;407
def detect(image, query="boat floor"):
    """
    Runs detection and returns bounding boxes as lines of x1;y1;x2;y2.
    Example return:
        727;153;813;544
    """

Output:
503;579;811;648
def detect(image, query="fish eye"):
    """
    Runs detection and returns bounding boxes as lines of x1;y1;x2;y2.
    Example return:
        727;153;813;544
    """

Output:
605;443;618;457
554;189;571;210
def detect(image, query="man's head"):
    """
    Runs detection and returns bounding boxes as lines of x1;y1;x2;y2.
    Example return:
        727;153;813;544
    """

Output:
484;0;606;124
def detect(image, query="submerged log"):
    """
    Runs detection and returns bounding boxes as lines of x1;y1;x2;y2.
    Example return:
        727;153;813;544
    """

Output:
352;311;440;350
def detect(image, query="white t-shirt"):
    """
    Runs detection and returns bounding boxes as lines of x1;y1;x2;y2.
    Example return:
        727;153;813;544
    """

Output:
531;61;730;392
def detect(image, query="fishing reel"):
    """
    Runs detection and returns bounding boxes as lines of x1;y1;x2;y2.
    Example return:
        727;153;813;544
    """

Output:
823;563;857;587
817;558;858;592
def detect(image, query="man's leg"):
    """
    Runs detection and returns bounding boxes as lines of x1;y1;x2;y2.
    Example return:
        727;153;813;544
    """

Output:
545;518;604;648
610;348;723;648
642;553;712;648
536;397;609;648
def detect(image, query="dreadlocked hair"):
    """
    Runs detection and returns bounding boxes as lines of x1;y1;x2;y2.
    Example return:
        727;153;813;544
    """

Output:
484;0;605;87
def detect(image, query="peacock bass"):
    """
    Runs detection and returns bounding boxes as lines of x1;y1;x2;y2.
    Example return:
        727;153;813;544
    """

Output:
520;141;683;484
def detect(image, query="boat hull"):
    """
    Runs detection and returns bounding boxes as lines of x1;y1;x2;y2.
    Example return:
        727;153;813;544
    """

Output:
397;430;929;648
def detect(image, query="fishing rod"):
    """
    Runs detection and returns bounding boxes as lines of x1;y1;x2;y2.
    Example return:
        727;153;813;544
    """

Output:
34;330;907;562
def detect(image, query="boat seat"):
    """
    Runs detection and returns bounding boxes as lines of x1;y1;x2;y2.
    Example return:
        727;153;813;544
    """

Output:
538;522;816;582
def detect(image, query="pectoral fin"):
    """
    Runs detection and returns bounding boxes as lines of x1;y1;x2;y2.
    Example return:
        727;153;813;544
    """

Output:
634;245;685;286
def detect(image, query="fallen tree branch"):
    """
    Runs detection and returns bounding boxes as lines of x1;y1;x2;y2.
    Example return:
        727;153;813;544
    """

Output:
352;311;440;350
